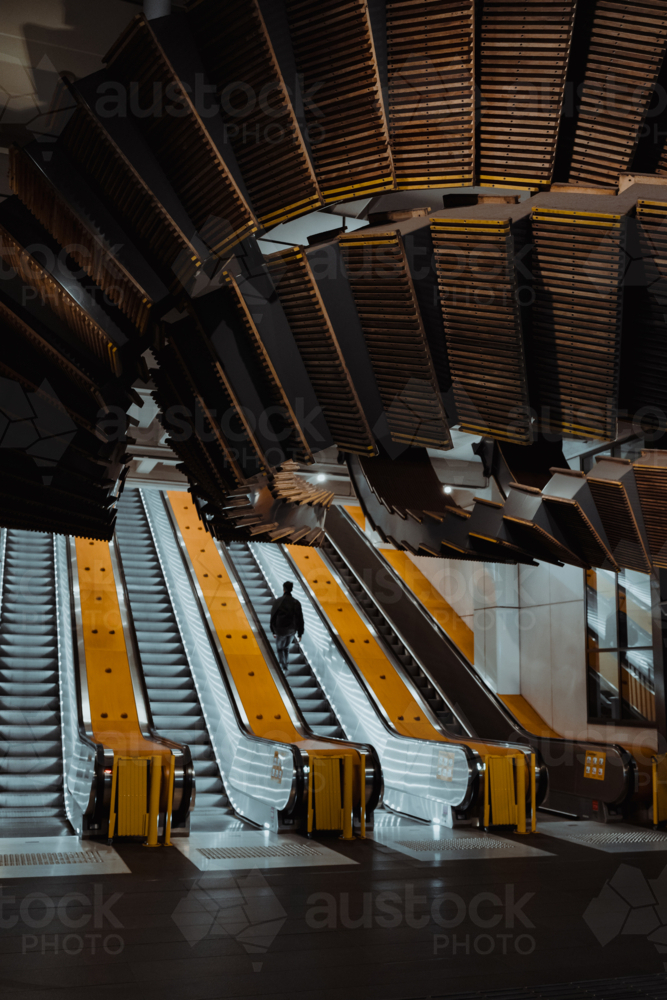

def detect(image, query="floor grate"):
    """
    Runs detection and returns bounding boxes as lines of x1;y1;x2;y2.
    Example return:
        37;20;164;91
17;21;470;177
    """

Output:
198;843;325;859
397;838;510;851
0;852;104;866
570;831;667;845
410;971;667;998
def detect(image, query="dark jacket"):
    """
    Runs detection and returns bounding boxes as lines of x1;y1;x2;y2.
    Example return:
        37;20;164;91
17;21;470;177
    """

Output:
270;593;304;636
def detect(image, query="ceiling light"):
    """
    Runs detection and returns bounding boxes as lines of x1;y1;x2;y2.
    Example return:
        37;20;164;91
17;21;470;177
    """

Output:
443;486;452;494
316;474;326;482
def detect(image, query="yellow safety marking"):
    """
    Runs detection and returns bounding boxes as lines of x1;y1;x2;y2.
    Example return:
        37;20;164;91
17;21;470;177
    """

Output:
289;545;444;740
288;545;524;765
116;757;149;837
653;755;667;826
168;494;357;761
75;538;168;758
379;549;475;663
168;493;302;744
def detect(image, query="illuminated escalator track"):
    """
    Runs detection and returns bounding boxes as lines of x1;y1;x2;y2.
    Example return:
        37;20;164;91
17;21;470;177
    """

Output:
74;537;171;762
166;492;359;767
287;544;528;769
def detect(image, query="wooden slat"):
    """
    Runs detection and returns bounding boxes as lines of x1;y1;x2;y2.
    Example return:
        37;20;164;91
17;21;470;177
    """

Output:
633;452;667;569
569;0;667;186
479;0;577;190
8;145;153;335
58;104;202;288
431;216;532;443
530;206;626;440
104;14;257;257
265;246;375;455
0;223;121;376
285;0;395;201
339;230;451;449
187;0;323;226
222;272;314;465
386;0;475;189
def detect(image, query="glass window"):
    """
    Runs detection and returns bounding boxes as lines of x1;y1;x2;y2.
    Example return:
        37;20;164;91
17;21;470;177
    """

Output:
586;568;655;723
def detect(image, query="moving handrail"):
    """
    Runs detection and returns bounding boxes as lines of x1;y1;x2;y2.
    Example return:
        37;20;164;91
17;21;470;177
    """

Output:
253;541;481;824
68;534;194;837
61;535;107;836
110;534;194;830
145;488;304;830
222;539;382;828
329;503;636;818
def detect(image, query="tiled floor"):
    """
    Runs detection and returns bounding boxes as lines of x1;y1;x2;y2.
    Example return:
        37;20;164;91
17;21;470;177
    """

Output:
1;819;667;1000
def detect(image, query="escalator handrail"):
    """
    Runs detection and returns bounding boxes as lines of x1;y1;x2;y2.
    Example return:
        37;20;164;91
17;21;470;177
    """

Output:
217;541;311;740
0;527;6;622
160;492;303;822
65;535;112;832
333;506;635;802
276;541;480;811
111;519;197;826
323;515;538;759
223;541;380;764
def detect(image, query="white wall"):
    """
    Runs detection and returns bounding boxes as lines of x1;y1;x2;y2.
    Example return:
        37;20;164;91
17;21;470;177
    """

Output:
517;562;657;751
405;553;475;627
472;563;520;695
361;513;658;751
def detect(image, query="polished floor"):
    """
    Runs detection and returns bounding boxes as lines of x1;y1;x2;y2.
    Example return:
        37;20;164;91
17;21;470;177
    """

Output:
0;815;666;1000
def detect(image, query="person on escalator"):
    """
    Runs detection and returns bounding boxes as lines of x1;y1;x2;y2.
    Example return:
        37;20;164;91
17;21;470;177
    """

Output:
270;581;304;673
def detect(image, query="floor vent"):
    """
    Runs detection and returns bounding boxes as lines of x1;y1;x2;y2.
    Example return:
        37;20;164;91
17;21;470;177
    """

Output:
572;831;667;846
0;852;104;866
198;843;324;860
418;971;667;999
397;838;510;852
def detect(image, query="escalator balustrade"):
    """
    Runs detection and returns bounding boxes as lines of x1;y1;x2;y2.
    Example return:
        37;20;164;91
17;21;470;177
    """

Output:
115;490;232;823
226;541;345;740
0;530;67;828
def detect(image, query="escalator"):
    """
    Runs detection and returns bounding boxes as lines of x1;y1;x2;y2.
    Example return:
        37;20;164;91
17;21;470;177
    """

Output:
0;529;68;834
321;539;467;739
324;504;636;820
115;490;233;829
225;542;345;740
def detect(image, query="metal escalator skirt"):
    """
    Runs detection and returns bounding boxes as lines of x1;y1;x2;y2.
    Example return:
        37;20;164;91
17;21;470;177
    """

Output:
251;542;476;820
140;489;300;829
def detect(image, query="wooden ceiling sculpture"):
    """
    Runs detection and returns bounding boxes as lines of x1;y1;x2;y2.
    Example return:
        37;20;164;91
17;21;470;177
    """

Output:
2;1;667;557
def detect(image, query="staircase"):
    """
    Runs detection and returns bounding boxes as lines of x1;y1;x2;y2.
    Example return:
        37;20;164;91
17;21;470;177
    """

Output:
115;490;233;824
226;542;346;739
321;540;466;737
0;530;67;828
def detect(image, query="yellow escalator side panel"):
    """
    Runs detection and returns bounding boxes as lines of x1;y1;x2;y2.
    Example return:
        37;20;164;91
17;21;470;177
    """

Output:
288;546;530;768
344;506;366;532
488;755;517;827
381;549;475;662
287;545;445;742
75;538;167;758
499;695;561;739
167;492;303;743
313;756;343;831
116;757;149;837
